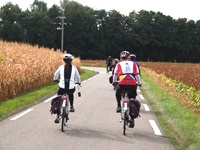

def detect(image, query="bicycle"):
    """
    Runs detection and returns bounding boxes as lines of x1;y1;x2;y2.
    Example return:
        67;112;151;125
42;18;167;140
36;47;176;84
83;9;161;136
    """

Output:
120;90;131;135
55;82;81;132
60;93;70;132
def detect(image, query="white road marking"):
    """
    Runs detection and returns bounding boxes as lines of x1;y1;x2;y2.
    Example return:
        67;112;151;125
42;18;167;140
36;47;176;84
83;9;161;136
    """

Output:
43;95;57;103
139;94;144;100
10;109;33;120
143;104;150;111
149;120;162;136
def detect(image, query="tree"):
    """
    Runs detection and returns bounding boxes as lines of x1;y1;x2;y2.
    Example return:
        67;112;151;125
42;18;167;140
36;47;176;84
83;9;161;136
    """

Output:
31;0;48;12
0;3;25;42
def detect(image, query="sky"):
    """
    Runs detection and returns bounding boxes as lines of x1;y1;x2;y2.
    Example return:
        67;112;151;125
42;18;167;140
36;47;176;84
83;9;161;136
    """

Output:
0;0;199;21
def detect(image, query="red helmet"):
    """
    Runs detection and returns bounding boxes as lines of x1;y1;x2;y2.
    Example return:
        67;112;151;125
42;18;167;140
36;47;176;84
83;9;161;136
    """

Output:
120;51;130;59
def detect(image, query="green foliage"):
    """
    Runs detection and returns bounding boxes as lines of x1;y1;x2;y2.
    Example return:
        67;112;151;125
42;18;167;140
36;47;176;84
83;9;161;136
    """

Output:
0;1;200;62
140;73;200;150
175;81;200;108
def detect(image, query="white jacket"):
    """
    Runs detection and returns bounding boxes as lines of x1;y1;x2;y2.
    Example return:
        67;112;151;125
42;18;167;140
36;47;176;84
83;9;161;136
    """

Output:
53;64;81;89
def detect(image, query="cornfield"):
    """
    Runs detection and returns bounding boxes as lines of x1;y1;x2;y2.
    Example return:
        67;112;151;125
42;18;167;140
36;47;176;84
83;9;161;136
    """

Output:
81;60;106;67
0;41;80;102
140;62;200;115
140;62;200;91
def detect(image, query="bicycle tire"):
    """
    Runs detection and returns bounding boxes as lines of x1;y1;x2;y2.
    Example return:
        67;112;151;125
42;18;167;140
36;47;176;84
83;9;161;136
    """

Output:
123;111;128;135
61;108;66;132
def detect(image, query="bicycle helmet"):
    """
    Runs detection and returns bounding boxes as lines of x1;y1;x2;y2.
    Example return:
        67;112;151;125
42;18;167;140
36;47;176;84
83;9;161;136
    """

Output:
130;54;136;60
63;53;73;63
120;51;130;59
114;58;119;63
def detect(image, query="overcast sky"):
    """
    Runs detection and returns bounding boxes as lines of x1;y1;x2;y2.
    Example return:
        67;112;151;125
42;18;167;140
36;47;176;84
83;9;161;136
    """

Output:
0;0;199;21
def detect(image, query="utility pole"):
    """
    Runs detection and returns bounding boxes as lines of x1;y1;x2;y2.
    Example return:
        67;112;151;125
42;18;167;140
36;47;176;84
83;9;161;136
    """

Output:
59;0;66;53
60;15;65;53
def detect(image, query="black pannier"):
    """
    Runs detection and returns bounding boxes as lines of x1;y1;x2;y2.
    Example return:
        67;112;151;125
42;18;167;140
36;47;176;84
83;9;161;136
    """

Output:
50;96;62;114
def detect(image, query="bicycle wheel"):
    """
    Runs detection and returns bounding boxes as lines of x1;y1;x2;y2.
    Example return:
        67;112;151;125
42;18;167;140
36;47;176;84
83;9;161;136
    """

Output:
61;108;66;132
123;111;128;135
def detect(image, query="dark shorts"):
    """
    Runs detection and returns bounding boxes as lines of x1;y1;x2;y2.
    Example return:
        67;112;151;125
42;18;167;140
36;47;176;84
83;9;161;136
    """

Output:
116;84;137;99
57;87;75;95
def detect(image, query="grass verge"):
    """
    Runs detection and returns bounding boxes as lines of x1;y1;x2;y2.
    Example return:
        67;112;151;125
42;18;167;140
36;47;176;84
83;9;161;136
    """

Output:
140;73;200;150
0;68;97;121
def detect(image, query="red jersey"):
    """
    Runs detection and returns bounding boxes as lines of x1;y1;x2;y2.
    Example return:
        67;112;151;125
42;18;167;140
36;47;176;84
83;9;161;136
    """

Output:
114;60;139;85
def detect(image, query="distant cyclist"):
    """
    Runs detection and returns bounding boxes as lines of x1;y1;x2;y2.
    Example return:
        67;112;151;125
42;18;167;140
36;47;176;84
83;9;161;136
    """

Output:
113;51;141;128
111;58;119;75
106;56;113;72
53;54;81;123
130;54;140;75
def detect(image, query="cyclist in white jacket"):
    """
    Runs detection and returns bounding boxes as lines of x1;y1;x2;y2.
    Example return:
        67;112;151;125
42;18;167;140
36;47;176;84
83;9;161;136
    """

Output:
54;54;81;115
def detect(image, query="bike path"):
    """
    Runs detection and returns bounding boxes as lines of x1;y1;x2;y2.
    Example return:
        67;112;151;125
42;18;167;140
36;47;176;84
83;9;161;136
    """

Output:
0;66;174;150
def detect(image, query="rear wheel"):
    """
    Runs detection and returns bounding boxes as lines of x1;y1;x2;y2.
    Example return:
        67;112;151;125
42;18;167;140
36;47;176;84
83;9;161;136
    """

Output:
61;108;66;132
123;111;128;135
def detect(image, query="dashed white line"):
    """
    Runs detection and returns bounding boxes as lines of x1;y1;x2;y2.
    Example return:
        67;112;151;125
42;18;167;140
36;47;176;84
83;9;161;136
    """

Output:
149;120;162;136
10;108;33;120
143;104;150;111
44;95;57;103
139;94;144;100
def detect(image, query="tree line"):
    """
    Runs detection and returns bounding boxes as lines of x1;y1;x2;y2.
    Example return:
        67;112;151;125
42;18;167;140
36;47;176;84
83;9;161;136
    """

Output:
0;0;200;62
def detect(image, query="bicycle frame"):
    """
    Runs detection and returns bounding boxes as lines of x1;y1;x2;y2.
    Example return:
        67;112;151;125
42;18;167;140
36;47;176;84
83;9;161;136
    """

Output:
61;94;70;110
120;91;130;135
60;93;70;132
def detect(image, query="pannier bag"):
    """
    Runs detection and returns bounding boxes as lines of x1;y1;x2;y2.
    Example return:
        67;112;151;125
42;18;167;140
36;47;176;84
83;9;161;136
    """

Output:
129;98;141;118
50;96;62;114
109;75;113;84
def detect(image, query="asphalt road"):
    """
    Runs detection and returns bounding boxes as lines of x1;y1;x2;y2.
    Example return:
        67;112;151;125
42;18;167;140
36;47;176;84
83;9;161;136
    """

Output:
0;67;174;150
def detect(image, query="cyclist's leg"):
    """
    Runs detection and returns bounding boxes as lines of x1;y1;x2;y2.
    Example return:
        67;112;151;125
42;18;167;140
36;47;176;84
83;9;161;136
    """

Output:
127;85;137;99
127;85;137;128
57;87;66;95
67;88;75;112
115;84;122;112
106;64;109;72
109;64;113;71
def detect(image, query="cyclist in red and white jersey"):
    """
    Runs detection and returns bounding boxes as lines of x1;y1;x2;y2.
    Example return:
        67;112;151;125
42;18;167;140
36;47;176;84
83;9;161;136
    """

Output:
113;51;141;128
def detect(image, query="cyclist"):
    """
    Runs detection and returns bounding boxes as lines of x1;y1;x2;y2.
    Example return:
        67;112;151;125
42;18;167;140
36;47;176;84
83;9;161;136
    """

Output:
111;58;119;75
106;56;112;72
53;53;81;123
113;51;141;128
110;58;119;90
130;54;141;75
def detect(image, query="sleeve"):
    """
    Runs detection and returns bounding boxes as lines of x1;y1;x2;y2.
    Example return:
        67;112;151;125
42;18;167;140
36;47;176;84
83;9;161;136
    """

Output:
135;74;141;85
133;63;141;84
113;63;119;82
53;66;61;80
133;62;140;75
74;66;81;83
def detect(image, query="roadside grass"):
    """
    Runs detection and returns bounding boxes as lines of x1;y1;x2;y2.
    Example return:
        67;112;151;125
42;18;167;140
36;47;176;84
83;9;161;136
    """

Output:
140;73;200;150
0;68;96;121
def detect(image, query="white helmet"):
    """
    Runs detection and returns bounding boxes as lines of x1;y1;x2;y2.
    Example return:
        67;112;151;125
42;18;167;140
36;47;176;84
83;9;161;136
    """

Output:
63;54;73;63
